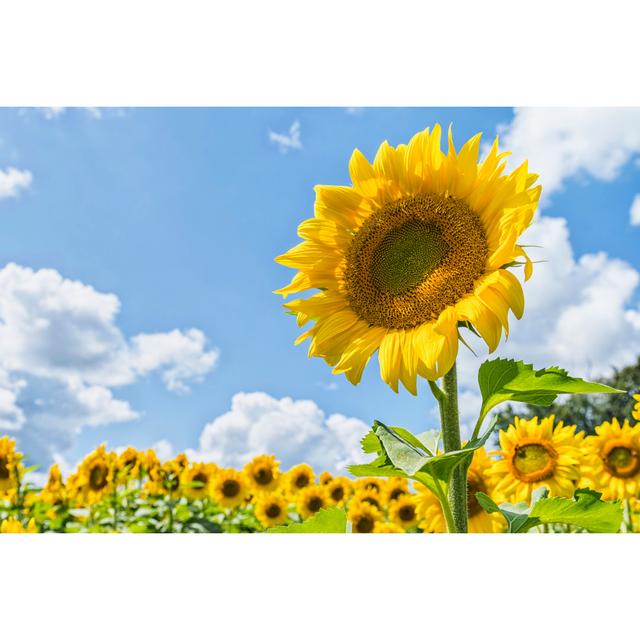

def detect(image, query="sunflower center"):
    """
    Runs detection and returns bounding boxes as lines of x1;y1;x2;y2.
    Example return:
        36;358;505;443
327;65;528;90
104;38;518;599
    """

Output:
331;486;345;501
307;497;323;512
0;457;9;480
362;496;380;509
398;505;416;522
389;488;406;501
345;193;488;330
266;504;282;518
512;443;557;482
604;445;640;478
222;479;240;498
355;516;374;533
89;464;108;491
255;468;273;485
294;474;310;489
467;472;486;517
192;472;208;487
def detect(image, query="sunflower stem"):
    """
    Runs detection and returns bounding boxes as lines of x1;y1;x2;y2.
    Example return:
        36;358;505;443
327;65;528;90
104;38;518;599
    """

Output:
441;362;468;533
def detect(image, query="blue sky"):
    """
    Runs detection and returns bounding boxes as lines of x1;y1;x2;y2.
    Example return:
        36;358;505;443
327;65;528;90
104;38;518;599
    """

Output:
1;107;640;474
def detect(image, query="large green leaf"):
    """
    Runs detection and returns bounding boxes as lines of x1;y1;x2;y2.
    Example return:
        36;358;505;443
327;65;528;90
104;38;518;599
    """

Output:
477;488;623;533
477;359;622;427
266;507;347;533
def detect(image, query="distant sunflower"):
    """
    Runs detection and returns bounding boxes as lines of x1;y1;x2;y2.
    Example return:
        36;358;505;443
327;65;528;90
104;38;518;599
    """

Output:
285;464;315;496
275;124;540;391
490;416;583;504
581;418;640;500
354;477;383;494
319;471;333;485
181;463;217;501
326;476;352;506
142;449;160;476
75;445;116;504
255;494;289;528
351;488;383;512
244;455;280;495
117;447;142;482
382;477;409;503
211;468;247;509
389;495;419;530
0;518;37;534
633;394;640;423
348;501;382;533
414;483;446;533
146;460;183;496
373;522;405;533
0;436;21;497
41;464;66;505
467;447;506;533
297;486;328;519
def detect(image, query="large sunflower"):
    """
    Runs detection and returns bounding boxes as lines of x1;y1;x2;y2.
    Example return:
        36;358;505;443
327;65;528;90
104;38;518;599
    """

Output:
275;125;540;391
489;416;584;504
581;418;640;501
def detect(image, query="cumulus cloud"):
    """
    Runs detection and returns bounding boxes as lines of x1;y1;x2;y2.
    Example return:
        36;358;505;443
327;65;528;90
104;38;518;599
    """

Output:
630;194;640;226
0;263;218;463
189;392;369;474
268;120;302;153
0;167;32;199
496;107;640;204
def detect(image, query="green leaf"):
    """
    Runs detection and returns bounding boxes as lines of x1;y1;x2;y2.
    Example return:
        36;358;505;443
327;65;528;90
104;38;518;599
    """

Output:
267;507;347;533
477;358;623;425
477;488;623;533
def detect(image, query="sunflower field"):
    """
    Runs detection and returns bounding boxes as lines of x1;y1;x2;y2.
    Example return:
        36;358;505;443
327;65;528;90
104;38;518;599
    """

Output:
1;392;638;534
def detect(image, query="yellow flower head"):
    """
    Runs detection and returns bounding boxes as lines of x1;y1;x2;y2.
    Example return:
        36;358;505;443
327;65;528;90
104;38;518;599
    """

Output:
414;482;447;533
284;463;315;496
351;487;384;512
319;471;333;485
211;468;247;509
276;124;541;391
0;436;22;496
489;416;584;504
74;444;116;505
181;462;217;501
389;494;419;530
325;476;352;506
142;449;160;475
633;394;640;423
296;485;328;520
243;455;281;495
381;477;409;503
117;447;142;482
1;517;37;534
146;459;183;496
373;522;405;533
254;494;289;528
41;463;66;505
581;418;640;501
466;447;506;533
354;477;383;494
348;501;382;533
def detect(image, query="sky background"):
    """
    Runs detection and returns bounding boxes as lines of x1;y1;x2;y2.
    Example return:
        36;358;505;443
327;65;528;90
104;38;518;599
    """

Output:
1;107;640;478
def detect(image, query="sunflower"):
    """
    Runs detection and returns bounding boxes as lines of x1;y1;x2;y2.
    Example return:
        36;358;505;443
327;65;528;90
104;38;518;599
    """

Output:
0;518;37;534
348;501;382;533
40;463;66;505
354;477;383;494
243;455;280;495
181;463;217;501
142;449;160;476
351;488;384;512
581;418;640;501
0;436;21;497
633;394;640;423
275;125;540;392
326;476;353;506
211;468;247;509
389;494;419;530
117;447;142;482
319;471;333;485
414;483;447;533
285;463;315;496
74;445;116;504
255;494;289;528
466;447;506;533
297;485;328;519
489;416;584;504
146;459;183;496
373;522;405;533
382;477;409;503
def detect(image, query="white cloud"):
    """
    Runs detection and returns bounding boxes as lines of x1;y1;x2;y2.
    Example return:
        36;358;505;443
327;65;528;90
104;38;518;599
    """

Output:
189;392;369;474
0;167;32;199
630;194;640;226
0;263;218;463
36;107;124;120
268;120;302;153
496;107;640;205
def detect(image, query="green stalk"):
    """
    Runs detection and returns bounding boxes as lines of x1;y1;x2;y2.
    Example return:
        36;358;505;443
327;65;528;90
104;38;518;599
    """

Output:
441;362;468;533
